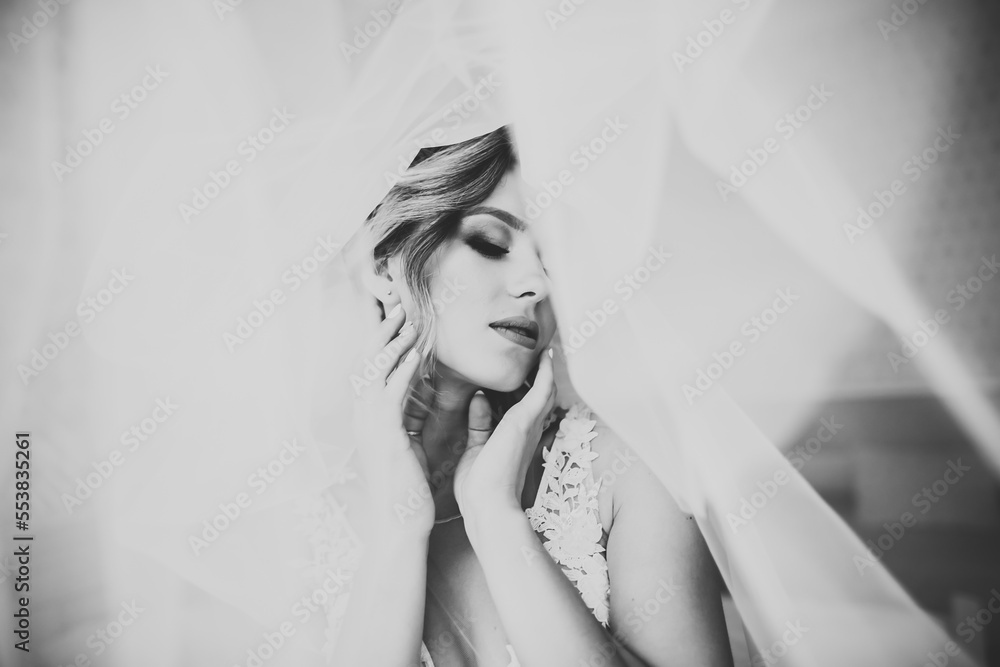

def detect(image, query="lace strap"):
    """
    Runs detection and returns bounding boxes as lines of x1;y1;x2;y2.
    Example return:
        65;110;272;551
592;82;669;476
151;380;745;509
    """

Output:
525;403;610;625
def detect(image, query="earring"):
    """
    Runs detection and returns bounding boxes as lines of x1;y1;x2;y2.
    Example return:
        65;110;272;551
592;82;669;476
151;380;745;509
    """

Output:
386;289;392;296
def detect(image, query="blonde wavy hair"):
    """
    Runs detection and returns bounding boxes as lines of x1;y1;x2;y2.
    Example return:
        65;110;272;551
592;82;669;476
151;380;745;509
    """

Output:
363;126;535;417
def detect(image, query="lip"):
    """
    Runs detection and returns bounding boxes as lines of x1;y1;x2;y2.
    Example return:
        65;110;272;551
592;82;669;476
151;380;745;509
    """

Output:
489;316;540;350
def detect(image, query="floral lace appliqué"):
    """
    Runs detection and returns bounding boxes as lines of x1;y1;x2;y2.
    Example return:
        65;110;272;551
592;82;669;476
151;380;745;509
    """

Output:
525;403;610;626
304;406;610;667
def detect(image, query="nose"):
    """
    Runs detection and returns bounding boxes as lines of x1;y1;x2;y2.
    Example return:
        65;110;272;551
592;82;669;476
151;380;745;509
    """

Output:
509;251;550;304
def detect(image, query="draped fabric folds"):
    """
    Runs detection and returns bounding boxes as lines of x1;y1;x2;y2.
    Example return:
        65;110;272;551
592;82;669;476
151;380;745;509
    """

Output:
1;0;993;665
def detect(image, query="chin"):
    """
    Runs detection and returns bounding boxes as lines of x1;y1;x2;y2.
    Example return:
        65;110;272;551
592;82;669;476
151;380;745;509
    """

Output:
437;354;537;393
481;369;531;393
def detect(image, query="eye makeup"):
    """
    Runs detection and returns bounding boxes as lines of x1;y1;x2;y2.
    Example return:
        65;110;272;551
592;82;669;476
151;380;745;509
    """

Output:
465;230;508;258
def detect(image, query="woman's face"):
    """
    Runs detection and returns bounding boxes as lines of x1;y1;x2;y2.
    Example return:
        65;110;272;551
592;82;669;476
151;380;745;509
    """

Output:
395;168;556;392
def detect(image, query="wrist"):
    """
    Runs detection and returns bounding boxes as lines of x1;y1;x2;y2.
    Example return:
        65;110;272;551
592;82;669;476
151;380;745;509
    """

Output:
462;494;524;548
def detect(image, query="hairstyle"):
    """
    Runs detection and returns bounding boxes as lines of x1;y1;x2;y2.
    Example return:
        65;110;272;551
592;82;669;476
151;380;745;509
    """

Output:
364;126;531;416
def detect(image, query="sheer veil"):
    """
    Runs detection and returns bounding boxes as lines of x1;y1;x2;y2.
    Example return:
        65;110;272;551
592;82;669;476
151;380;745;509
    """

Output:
3;0;995;665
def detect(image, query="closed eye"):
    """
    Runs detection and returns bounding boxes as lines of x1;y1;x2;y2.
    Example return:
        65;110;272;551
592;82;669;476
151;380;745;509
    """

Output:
467;234;508;259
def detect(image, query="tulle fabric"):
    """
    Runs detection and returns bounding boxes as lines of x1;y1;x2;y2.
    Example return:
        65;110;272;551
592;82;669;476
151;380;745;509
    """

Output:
3;0;994;665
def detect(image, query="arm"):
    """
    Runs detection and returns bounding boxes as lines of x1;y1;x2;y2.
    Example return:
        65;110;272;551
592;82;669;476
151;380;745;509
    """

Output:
456;350;732;665
465;432;733;667
330;530;430;667
457;352;643;666
333;304;436;666
602;433;734;666
465;499;649;667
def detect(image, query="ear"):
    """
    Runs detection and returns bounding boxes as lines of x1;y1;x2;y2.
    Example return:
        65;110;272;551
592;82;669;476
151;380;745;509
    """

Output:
361;255;403;315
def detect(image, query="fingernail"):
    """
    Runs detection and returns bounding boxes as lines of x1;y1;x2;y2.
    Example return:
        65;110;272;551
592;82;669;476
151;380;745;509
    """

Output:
405;348;419;363
399;321;415;336
388;304;401;318
547;347;554;359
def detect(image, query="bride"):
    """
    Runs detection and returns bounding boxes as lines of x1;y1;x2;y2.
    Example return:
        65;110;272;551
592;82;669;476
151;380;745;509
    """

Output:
333;126;735;666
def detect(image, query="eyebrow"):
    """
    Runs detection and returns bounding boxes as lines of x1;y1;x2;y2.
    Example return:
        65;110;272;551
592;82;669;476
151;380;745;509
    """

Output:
461;206;526;232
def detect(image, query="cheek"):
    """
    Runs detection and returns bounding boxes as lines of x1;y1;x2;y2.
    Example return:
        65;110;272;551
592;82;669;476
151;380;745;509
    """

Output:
425;255;505;376
538;303;557;347
428;262;487;345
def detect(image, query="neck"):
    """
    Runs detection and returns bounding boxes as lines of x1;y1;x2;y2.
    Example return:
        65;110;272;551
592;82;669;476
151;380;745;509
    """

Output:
425;364;481;444
416;365;483;519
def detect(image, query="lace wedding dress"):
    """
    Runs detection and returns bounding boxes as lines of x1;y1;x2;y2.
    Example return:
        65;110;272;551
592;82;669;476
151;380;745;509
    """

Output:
300;403;610;665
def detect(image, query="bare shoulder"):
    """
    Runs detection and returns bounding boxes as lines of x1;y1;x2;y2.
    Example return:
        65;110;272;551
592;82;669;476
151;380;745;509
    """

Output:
584;409;642;491
581;405;693;532
572;406;732;666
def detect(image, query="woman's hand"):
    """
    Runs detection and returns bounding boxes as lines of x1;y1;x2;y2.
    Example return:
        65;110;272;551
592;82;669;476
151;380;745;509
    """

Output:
453;348;557;519
351;305;436;539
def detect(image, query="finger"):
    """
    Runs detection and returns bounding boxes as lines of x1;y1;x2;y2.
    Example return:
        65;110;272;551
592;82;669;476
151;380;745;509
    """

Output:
466;391;494;451
385;344;422;406
361;303;408;364
361;321;418;390
353;304;407;383
519;349;555;415
400;370;435;437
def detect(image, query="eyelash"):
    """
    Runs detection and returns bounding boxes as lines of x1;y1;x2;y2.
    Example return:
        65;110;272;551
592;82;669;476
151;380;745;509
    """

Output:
466;234;508;259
